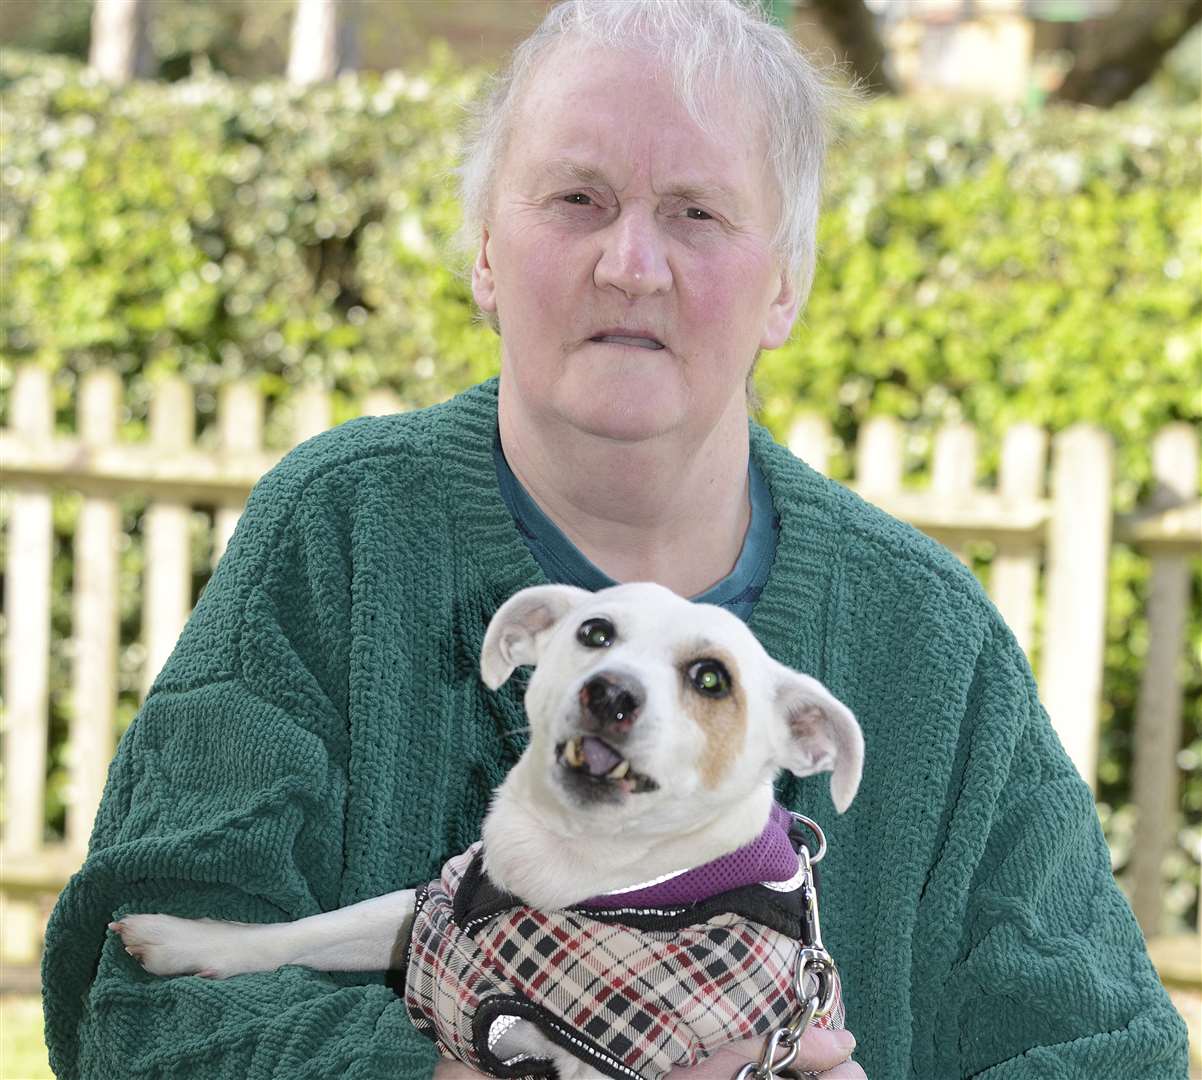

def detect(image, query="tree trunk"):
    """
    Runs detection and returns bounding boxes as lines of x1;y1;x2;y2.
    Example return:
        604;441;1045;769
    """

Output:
288;0;358;86
1053;0;1202;106
88;0;152;84
806;0;897;95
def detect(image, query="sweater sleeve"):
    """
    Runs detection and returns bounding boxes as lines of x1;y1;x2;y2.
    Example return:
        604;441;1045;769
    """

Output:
918;618;1189;1079
41;455;442;1080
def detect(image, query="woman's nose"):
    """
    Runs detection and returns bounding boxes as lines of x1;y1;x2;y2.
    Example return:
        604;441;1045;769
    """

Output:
592;208;672;298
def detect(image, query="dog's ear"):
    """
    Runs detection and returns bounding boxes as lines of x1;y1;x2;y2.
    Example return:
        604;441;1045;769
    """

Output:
481;585;593;689
773;669;863;813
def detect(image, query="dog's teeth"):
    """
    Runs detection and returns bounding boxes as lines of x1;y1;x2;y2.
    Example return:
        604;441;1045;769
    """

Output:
564;738;583;767
607;759;630;780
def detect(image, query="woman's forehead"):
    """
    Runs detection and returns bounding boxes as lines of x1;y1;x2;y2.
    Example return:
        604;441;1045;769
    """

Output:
504;44;769;203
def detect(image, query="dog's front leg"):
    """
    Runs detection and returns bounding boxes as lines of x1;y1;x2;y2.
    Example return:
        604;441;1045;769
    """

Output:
110;889;417;979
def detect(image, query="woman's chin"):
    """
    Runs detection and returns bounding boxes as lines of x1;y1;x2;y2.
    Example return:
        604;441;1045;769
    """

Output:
560;399;682;443
553;370;687;443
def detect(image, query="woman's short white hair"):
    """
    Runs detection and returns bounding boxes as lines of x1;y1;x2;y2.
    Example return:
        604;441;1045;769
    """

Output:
456;0;843;310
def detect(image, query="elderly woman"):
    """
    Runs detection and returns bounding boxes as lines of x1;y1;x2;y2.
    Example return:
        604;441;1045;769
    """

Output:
41;2;1186;1079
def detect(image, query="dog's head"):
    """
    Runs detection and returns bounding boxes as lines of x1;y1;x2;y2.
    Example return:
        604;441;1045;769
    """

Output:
482;583;863;830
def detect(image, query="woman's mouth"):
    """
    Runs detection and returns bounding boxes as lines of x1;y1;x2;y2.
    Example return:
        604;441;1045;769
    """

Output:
589;334;665;350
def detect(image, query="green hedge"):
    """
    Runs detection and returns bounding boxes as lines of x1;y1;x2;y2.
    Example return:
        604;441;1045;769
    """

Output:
1;49;1199;929
0;46;496;442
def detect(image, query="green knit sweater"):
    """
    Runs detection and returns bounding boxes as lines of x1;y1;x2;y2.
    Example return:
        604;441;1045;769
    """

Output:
42;378;1187;1080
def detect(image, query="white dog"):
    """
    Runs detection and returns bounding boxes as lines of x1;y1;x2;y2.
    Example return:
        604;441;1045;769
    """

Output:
112;582;863;1079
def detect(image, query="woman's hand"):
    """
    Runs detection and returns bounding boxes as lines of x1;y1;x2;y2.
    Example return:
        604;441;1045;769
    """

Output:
667;1027;864;1078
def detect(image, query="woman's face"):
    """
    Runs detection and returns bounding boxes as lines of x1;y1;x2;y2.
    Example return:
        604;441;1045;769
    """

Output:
473;44;800;446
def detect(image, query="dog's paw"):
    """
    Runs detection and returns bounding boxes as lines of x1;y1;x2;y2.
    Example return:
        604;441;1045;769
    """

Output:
109;914;240;979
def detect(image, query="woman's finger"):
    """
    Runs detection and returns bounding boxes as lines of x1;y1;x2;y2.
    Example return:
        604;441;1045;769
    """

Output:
783;1026;857;1072
815;1056;867;1079
704;1027;857;1074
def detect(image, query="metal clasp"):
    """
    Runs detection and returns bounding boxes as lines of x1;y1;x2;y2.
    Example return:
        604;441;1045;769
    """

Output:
788;811;827;864
732;819;839;1080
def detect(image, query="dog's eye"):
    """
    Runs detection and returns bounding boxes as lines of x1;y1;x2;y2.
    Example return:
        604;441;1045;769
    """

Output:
577;618;616;648
688;659;731;697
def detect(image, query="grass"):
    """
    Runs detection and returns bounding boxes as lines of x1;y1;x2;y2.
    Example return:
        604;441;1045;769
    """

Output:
1;996;52;1080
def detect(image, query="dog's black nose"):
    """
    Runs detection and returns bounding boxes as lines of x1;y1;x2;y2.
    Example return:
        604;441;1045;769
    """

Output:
580;673;643;734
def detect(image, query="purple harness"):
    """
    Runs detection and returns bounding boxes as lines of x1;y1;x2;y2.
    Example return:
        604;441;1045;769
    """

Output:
584;802;804;908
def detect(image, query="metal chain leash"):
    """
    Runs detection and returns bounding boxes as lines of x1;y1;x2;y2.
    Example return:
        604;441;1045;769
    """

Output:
733;815;839;1080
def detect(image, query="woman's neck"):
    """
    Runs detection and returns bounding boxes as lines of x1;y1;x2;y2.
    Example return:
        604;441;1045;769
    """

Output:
497;382;752;598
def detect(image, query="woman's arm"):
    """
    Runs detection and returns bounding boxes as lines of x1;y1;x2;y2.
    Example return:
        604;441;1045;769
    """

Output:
916;619;1189;1079
42;454;441;1080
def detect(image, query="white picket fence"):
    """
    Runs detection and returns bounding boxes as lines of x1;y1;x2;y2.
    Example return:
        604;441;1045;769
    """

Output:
1;364;1199;969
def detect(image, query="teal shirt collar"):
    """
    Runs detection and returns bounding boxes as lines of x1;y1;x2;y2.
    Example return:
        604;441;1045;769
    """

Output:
493;432;779;621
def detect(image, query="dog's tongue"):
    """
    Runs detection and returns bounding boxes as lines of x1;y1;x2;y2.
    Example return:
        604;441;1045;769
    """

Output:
580;736;623;776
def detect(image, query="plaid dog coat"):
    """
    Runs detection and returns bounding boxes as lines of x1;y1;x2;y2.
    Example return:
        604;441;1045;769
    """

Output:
401;805;844;1080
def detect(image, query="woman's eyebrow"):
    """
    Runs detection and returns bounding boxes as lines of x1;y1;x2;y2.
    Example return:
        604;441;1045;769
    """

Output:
666;182;741;210
537;158;740;209
539;158;609;187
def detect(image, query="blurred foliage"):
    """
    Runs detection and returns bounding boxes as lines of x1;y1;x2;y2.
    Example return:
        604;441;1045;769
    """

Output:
0;45;495;444
0;48;1198;930
0;0;291;81
0;1;93;65
0;0;544;81
758;99;1201;500
3;0;1199;106
1133;23;1202;108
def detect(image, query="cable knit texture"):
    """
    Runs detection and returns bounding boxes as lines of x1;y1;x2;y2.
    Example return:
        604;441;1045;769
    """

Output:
42;378;1187;1079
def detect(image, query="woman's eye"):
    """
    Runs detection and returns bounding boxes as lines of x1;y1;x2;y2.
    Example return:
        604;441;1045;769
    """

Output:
577;618;616;648
684;207;713;220
688;659;731;696
563;192;594;206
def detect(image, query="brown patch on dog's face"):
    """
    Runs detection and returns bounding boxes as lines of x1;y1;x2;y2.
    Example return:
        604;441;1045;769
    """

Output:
674;642;747;789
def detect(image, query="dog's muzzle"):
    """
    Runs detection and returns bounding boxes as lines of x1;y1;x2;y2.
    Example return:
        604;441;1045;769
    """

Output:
555;672;657;800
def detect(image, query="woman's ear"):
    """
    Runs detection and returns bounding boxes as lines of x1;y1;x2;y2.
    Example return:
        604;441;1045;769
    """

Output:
480;584;592;689
773;668;863;812
758;268;802;351
472;226;497;314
